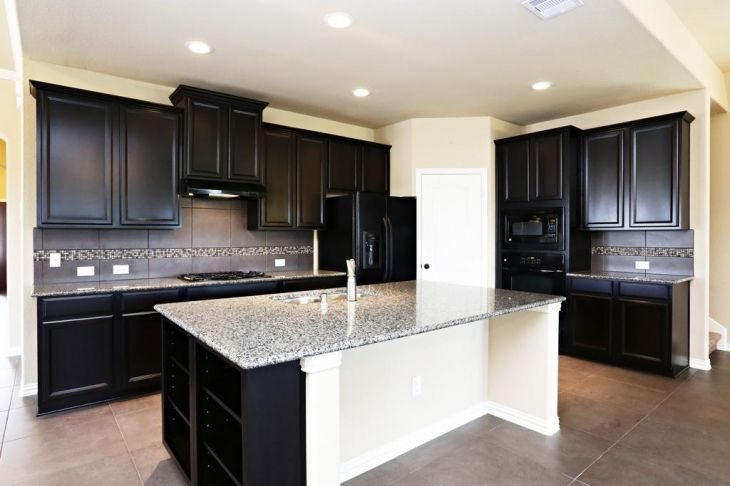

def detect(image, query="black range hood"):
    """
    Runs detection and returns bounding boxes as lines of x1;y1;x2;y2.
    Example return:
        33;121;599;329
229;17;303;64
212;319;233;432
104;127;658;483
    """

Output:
182;178;266;199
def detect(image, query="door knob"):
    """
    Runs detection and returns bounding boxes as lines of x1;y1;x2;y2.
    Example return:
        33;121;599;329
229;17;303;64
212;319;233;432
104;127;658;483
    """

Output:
424;263;430;269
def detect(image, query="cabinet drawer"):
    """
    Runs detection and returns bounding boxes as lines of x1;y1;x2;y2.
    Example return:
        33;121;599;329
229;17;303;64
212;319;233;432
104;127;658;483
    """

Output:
571;278;612;295
619;282;669;300
186;281;280;301
121;289;182;314
40;294;114;321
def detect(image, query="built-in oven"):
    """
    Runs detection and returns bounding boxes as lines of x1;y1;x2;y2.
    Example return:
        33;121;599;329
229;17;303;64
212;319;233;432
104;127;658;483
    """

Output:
503;208;563;251
500;252;565;297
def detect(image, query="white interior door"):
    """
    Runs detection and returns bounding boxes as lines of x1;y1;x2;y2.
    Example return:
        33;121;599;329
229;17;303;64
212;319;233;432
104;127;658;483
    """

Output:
417;170;487;287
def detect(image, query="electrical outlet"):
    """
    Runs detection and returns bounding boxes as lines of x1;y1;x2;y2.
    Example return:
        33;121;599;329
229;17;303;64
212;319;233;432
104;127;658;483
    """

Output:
77;266;95;277
275;258;286;267
412;376;422;397
635;261;650;270
113;264;129;275
49;253;61;268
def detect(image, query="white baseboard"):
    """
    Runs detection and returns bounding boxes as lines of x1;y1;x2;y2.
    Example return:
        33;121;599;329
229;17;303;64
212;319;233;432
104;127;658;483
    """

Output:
339;401;491;482
486;400;560;436
339;399;560;482
689;358;712;371
19;383;37;397
710;318;730;352
5;346;22;358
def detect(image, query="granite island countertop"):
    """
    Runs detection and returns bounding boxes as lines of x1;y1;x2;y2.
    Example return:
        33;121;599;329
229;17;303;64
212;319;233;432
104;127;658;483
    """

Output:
154;280;565;370
566;270;693;285
31;270;346;297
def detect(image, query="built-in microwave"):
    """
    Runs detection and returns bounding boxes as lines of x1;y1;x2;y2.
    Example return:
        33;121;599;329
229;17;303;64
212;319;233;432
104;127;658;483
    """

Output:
503;208;564;250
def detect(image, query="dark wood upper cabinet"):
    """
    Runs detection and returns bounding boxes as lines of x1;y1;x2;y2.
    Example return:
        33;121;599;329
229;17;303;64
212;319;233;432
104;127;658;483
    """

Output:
250;127;296;229
170;85;268;184
119;105;181;226
500;139;530;203
32;81;181;229
296;135;326;228
582;129;624;229
328;139;360;192
581;112;692;230
361;144;390;194
36;90;114;226
531;133;563;201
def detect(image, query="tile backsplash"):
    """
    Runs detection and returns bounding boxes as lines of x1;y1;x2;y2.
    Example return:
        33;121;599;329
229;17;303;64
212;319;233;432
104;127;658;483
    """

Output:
34;198;314;284
590;230;694;276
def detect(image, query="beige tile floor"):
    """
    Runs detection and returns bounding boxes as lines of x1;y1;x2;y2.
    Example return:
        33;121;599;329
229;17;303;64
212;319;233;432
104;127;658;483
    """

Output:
0;352;728;485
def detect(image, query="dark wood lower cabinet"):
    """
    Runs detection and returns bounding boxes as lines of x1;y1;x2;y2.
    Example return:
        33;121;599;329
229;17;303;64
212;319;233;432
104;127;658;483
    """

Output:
37;277;344;414
162;320;304;486
565;277;689;376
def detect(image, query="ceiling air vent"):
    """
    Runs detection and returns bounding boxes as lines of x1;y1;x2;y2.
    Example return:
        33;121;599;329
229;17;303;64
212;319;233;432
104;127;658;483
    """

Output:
522;0;584;19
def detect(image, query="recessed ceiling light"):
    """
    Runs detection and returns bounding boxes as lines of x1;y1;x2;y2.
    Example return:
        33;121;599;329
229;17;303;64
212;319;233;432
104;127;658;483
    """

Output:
352;88;370;97
531;81;553;91
185;40;213;55
325;12;354;29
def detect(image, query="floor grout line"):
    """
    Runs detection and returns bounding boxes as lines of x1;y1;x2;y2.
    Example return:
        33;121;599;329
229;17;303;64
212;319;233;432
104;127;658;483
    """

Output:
109;403;145;485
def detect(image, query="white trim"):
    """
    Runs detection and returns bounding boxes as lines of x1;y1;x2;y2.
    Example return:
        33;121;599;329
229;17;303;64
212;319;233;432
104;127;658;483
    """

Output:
709;318;730;352
339;401;491;482
300;351;342;373
689;358;711;371
5;346;22;358
486;400;560;436
0;69;17;81
19;383;37;397
415;168;489;287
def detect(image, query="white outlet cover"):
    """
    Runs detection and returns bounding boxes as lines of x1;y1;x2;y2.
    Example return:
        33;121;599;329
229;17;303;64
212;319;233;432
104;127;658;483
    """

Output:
275;258;286;267
113;264;130;275
49;253;62;268
77;266;95;277
635;261;650;270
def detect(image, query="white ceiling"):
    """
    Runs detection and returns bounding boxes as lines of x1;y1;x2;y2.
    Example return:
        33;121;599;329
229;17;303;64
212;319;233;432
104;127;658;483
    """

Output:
667;0;730;73
18;0;702;127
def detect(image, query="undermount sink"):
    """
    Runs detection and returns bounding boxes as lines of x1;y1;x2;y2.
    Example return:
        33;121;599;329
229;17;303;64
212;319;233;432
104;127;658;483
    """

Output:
273;292;367;305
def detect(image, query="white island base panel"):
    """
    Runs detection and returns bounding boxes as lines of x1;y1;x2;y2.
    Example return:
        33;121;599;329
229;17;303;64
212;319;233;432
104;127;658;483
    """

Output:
299;302;561;486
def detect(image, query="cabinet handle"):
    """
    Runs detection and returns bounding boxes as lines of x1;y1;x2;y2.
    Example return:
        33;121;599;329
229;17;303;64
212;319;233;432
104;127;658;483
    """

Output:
423;263;430;269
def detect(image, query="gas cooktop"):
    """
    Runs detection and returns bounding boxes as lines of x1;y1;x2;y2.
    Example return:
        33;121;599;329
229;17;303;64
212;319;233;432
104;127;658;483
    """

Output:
179;271;268;282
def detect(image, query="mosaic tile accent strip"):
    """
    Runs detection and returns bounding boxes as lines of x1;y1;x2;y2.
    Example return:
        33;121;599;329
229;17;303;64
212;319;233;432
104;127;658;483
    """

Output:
591;246;693;258
34;245;314;262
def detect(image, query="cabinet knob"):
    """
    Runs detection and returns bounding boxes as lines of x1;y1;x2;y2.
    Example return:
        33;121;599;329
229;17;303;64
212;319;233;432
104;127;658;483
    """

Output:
423;263;430;269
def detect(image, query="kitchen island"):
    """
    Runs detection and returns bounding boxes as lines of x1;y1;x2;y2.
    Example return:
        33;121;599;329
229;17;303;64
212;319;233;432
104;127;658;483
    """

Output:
155;280;564;486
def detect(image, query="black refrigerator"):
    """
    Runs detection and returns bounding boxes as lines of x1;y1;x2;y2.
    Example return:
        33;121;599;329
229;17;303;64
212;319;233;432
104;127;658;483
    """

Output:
318;193;416;284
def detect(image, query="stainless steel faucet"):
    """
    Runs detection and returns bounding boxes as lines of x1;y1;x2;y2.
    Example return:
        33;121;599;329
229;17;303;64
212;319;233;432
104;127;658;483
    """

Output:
346;259;357;302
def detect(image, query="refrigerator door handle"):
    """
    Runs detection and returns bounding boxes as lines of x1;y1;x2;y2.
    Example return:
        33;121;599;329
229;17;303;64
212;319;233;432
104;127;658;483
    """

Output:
382;217;390;282
386;216;394;282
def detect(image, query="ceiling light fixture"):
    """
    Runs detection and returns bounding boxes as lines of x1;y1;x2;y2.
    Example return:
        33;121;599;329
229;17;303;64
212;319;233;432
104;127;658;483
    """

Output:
531;81;553;91
185;40;213;55
325;12;354;29
352;88;370;97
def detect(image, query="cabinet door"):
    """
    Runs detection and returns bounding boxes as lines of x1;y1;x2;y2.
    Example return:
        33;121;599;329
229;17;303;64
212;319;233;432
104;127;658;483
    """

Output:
296;135;326;228
629;120;679;228
228;104;263;183
257;128;296;228
328;139;360;192
582;129;624;229
361;145;389;194
39;316;115;413
614;298;670;370
531;133;563;201
119;105;180;226
186;98;227;179
38;92;114;225
568;293;613;359
500;139;530;203
121;313;162;392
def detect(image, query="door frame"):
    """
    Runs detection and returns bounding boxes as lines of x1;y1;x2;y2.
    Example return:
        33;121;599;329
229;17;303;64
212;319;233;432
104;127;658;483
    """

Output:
415;168;489;287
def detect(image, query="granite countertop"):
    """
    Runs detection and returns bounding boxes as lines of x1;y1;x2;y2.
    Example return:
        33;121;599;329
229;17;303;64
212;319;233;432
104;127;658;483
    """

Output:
155;280;565;370
567;270;693;285
31;270;346;297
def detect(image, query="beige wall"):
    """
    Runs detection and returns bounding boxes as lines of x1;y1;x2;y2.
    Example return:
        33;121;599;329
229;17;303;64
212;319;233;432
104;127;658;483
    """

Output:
18;60;376;388
524;89;712;366
709;73;730;337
